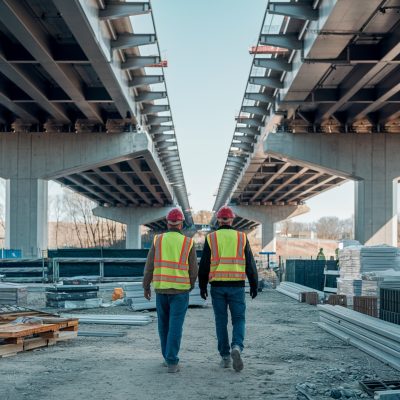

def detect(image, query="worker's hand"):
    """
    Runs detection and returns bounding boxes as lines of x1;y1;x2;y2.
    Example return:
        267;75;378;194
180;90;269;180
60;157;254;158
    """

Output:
144;288;151;300
200;288;208;300
250;287;258;299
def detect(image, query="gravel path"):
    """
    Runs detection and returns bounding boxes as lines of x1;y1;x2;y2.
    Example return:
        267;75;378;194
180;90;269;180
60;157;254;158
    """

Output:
0;289;398;400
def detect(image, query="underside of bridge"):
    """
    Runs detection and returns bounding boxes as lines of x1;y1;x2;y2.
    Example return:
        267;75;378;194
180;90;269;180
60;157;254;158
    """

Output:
214;0;400;250
0;0;192;256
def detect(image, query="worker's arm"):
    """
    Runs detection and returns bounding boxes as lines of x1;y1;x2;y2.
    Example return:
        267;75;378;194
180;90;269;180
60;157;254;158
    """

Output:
244;238;258;296
142;242;155;298
188;246;199;290
198;239;211;291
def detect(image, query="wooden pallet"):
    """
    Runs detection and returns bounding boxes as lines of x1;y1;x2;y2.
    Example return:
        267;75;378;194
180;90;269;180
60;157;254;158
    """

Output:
0;317;79;358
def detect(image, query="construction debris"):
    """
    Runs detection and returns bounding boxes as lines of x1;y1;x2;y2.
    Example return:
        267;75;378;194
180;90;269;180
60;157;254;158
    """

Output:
46;284;100;309
0;307;79;358
0;283;28;306
317;305;400;371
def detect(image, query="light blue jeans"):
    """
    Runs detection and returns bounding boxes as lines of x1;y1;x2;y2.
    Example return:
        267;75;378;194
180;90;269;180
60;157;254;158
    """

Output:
210;286;246;358
156;292;189;365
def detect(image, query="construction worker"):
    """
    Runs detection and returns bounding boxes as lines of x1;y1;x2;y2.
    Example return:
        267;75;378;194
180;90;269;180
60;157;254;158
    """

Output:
316;248;326;261
199;206;258;372
143;208;198;373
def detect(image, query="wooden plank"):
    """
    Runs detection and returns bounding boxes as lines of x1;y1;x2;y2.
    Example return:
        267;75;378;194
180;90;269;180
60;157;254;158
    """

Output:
57;331;78;341
23;337;49;351
39;331;59;340
0;343;23;357
0;323;59;338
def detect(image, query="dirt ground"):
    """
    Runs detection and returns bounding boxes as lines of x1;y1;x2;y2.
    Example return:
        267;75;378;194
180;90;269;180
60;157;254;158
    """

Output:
0;289;399;400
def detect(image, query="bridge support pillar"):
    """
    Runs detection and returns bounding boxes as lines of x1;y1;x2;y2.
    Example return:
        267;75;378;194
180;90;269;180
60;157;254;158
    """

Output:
266;132;400;246
232;205;309;252
5;178;48;258
93;206;173;249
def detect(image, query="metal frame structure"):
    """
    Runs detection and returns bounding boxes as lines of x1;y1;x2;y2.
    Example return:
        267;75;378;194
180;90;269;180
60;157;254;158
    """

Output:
0;0;192;230
213;0;400;229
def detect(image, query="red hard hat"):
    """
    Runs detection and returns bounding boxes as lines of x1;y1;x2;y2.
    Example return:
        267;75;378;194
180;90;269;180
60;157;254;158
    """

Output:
216;206;235;220
166;208;185;224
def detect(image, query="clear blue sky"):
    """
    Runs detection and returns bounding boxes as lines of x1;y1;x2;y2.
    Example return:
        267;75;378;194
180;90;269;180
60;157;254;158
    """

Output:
149;0;356;220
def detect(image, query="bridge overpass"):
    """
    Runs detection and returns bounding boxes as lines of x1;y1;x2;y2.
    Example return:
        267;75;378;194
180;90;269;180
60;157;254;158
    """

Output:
213;0;400;250
0;0;192;256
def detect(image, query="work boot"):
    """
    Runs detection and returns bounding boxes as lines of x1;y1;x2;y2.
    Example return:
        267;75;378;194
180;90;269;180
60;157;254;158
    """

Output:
220;356;232;368
167;364;180;373
231;346;244;372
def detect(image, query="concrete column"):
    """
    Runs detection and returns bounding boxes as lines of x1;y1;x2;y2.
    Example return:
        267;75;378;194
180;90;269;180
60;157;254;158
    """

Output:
126;223;141;249
265;132;400;246
93;206;173;249
232;204;309;252
355;178;397;246
5;178;48;258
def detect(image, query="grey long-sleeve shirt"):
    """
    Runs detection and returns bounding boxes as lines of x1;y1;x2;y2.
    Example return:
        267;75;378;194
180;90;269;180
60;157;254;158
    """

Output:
142;230;198;294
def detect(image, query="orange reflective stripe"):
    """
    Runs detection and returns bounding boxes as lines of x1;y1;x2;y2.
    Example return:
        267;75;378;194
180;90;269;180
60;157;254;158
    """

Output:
154;262;188;271
209;232;219;261
179;237;192;265
153;274;190;283
154;234;163;262
211;258;245;266
237;232;245;258
210;271;245;279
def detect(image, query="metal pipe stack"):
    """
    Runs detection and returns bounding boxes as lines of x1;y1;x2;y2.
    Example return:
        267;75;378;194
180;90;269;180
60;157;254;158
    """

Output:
61;314;153;326
276;282;325;301
317;304;400;371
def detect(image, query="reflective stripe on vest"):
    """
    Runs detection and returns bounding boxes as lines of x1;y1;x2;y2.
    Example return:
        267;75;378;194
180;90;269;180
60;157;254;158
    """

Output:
207;230;246;282
153;232;193;290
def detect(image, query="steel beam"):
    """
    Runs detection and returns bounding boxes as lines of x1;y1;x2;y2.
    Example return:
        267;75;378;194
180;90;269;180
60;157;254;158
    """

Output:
233;142;253;152
135;91;167;102
249;76;283;89
129;75;164;88
233;135;257;144
259;34;302;51
92;168;139;205
147;116;172;124
52;0;137;120
149;125;174;134
0;92;38;122
250;163;290;201
241;106;268;116
244;92;274;103
111;34;156;51
64;175;113;205
275;172;323;202
288;176;338;201
235;127;260;136
262;167;308;201
108;164;151;205
121;56;161;70
127;159;163;204
0;52;70;123
267;2;318;21
236;118;264;128
254;58;292;72
0;0;103;123
142;104;170;114
316;32;400;122
99;2;151;20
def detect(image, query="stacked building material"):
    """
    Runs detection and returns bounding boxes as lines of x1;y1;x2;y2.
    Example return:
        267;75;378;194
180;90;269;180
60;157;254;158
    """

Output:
0;283;28;306
380;285;400;325
46;285;99;308
327;294;347;307
353;296;378;317
318;305;400;371
338;245;400;305
276;282;325;302
123;282;206;311
60;313;152;326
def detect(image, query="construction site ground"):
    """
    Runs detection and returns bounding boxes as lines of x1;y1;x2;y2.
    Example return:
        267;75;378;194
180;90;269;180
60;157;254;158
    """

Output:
0;289;399;400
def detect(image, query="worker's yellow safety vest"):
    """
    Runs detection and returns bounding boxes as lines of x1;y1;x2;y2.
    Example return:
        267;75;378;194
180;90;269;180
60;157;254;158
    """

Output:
207;229;246;282
153;231;193;290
